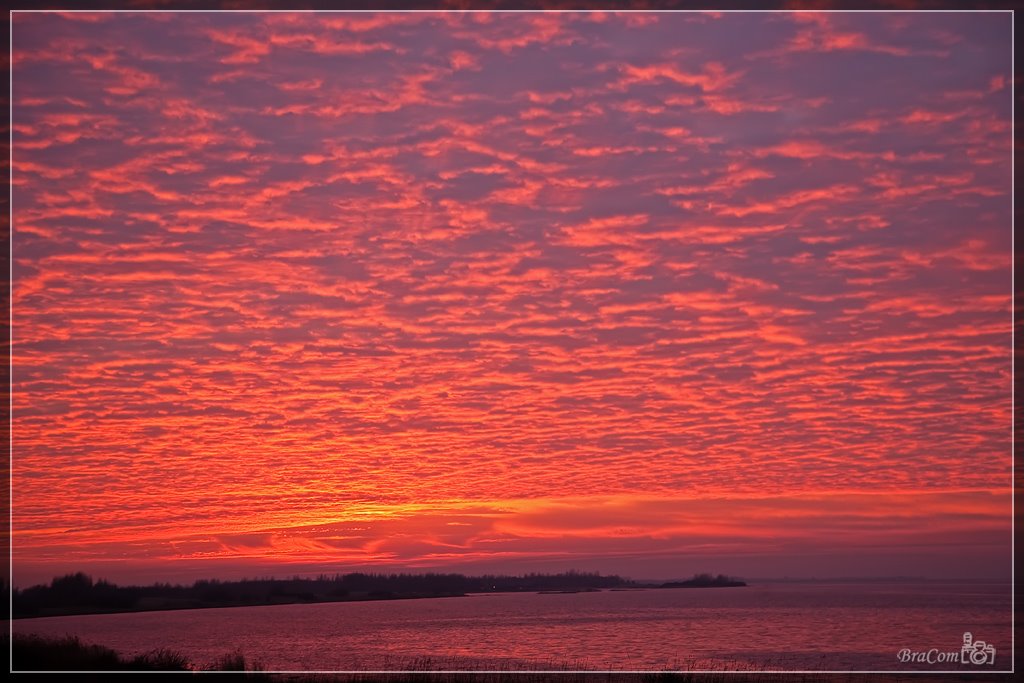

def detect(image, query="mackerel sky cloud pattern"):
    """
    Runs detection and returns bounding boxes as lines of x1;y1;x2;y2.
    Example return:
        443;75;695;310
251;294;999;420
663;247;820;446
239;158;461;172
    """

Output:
11;11;1012;584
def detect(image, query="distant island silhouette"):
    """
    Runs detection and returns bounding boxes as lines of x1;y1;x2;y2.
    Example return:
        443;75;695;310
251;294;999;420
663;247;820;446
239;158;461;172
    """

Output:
13;570;745;618
660;573;747;588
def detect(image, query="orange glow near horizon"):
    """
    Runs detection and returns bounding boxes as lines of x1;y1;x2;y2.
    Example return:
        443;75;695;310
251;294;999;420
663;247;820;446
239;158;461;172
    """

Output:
9;11;1012;587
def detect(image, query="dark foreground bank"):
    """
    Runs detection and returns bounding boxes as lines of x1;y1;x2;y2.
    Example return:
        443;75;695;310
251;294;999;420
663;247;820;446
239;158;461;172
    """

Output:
7;633;996;683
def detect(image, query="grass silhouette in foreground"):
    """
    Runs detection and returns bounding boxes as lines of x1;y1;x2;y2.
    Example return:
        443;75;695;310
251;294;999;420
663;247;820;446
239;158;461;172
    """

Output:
10;633;259;677
9;633;973;682
13;570;744;619
13;633;188;671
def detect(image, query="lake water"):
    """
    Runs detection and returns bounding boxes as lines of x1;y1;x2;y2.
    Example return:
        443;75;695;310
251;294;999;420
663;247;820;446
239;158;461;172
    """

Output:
11;582;1013;671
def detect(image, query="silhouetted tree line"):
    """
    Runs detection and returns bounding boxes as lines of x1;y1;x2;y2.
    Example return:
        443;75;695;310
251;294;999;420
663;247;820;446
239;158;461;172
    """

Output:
660;573;746;588
13;570;634;618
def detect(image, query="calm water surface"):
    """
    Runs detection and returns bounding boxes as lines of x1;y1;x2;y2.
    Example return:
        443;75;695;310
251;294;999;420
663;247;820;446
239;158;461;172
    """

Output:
13;582;1012;671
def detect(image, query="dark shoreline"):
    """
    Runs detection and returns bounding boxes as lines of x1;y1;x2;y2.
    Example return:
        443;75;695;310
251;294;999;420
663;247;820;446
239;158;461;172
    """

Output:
13;583;755;621
13;570;745;620
11;589;470;620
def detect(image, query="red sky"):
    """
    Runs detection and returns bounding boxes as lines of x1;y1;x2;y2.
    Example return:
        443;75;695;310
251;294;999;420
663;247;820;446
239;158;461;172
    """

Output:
9;11;1012;586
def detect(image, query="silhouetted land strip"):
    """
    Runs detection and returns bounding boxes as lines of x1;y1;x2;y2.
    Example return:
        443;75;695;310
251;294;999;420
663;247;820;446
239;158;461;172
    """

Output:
660;573;747;588
13;570;620;618
13;570;745;619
